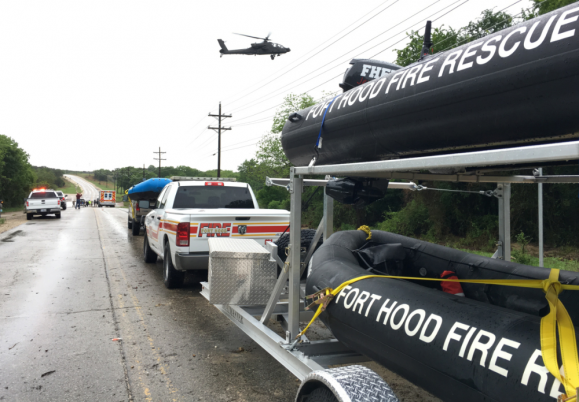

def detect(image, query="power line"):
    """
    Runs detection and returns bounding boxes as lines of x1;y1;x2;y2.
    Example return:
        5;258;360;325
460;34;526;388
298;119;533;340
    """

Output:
221;0;397;107
229;0;446;117
429;0;522;52
228;0;456;126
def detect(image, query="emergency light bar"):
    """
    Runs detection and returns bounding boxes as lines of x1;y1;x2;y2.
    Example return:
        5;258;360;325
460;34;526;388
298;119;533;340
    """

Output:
170;176;236;182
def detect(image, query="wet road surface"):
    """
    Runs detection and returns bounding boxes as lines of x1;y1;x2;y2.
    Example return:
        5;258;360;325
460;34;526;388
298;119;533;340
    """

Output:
0;204;302;402
1;176;438;402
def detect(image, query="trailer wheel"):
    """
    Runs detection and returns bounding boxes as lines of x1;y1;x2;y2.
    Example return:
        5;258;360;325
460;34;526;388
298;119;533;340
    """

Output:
163;242;184;289
143;235;157;263
299;386;337;402
26;213;32;220
128;217;132;229
132;220;140;236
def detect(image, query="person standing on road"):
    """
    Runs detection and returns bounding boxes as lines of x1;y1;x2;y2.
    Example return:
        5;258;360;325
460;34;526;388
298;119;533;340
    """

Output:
76;192;82;209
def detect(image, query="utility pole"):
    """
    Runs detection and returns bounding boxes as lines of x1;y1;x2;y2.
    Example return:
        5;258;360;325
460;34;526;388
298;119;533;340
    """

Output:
208;102;232;177
153;147;166;178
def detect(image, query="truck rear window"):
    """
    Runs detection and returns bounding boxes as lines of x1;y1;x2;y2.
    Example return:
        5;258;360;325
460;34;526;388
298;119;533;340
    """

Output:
172;186;254;209
29;192;57;199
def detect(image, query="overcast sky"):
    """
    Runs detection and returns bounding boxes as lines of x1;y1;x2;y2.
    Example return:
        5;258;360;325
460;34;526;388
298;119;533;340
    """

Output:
0;0;534;172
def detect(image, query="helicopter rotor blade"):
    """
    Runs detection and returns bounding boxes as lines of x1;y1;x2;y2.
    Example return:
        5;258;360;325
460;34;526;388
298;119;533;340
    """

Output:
233;33;267;40
264;32;271;41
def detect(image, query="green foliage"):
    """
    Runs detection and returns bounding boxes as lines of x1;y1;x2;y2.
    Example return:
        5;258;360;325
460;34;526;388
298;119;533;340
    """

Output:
377;199;431;236
530;0;578;15
33;166;66;188
395;9;514;66
271;93;315;134
512;231;533;265
0;135;35;207
237;93;317;213
395;27;458;67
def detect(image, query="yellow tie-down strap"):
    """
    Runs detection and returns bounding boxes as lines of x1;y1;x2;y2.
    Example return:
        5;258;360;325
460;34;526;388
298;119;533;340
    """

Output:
300;269;579;400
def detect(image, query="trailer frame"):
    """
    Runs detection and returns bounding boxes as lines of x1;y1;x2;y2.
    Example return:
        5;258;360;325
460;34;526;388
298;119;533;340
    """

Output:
200;140;579;391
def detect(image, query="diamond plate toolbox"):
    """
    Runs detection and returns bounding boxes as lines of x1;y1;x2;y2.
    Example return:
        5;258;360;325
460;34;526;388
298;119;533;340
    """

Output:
208;238;277;305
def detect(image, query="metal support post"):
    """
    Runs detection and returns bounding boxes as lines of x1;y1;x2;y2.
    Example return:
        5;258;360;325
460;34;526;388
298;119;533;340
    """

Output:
288;169;302;340
495;183;512;261
323;191;334;241
538;168;544;267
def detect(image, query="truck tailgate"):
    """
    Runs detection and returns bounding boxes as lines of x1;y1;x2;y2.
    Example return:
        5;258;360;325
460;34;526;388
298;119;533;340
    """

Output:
27;199;59;209
186;209;289;252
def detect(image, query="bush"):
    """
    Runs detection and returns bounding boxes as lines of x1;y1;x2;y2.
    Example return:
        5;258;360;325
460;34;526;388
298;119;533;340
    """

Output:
512;231;533;265
377;199;432;237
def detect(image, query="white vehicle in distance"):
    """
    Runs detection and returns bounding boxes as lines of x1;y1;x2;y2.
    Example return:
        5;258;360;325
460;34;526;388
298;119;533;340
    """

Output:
25;189;62;220
55;190;67;210
143;177;290;289
99;190;116;207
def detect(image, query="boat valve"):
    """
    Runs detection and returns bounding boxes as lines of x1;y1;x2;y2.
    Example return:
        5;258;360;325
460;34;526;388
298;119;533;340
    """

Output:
305;288;334;311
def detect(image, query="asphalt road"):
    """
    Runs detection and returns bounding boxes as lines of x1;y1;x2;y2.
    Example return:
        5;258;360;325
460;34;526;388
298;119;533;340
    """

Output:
1;176;437;402
64;175;100;204
0;200;302;401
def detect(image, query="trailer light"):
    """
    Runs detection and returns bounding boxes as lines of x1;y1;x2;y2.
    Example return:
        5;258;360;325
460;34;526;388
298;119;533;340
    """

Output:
176;222;190;247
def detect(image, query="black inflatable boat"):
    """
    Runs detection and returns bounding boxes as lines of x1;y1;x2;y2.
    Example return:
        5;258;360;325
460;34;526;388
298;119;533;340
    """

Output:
306;230;579;402
282;4;579;168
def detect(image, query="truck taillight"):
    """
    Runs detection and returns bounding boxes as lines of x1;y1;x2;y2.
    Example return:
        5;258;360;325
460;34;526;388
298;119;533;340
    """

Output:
176;222;190;247
26;201;29;207
57;200;60;205
136;204;140;212
205;182;224;186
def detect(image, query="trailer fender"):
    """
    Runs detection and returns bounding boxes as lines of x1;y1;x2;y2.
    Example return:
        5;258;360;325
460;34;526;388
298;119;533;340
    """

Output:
296;366;398;402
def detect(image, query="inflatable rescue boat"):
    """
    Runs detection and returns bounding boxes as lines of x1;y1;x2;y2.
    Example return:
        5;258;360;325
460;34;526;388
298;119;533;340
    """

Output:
127;178;171;201
282;4;579;168
306;230;579;402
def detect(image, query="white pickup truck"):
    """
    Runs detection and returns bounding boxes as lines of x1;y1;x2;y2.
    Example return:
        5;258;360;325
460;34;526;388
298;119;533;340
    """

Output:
143;177;290;288
26;189;62;220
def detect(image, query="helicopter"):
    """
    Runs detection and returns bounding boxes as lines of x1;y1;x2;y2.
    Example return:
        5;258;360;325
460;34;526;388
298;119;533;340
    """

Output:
217;33;290;60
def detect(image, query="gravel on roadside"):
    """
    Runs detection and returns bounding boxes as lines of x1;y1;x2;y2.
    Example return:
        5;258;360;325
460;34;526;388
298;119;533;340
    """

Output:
0;211;27;235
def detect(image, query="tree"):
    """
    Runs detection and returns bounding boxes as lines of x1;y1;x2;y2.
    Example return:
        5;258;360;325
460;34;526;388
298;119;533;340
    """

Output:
271;93;315;134
394;10;514;67
530;0;577;15
238;93;316;209
0;135;35;207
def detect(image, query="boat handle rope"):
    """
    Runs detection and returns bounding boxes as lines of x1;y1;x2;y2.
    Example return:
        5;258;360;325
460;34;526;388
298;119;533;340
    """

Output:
297;233;579;400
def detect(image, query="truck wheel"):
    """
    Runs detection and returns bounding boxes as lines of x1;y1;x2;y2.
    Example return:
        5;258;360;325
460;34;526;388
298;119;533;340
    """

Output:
128;217;133;229
132;219;140;236
163;242;184;289
143;235;157;263
300;387;337;402
56;213;61;219
26;213;33;220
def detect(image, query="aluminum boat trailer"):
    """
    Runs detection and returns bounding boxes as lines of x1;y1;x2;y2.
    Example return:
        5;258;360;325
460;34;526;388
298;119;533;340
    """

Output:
201;141;579;401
